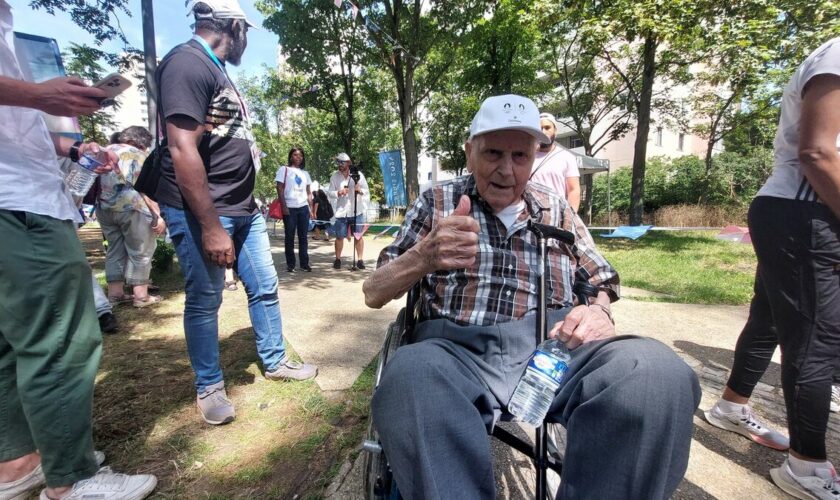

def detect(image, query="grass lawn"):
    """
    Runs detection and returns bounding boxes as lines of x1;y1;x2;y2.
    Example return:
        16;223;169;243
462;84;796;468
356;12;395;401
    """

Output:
594;230;757;305
77;228;374;499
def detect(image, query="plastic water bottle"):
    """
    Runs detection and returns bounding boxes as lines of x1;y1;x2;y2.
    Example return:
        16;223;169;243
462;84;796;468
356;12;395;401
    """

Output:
65;153;104;197
508;339;571;427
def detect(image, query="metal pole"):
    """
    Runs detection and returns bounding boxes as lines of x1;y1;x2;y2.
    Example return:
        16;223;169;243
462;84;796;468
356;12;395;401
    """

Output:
141;0;158;137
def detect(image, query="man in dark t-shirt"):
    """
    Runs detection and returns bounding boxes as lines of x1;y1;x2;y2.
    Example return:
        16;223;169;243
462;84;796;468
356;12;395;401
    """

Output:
157;0;316;426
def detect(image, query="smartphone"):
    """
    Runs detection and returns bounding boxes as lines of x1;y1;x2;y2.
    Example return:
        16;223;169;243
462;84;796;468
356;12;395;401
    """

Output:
93;73;132;107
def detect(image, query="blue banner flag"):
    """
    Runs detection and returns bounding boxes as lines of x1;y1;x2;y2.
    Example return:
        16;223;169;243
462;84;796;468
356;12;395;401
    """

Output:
378;150;407;207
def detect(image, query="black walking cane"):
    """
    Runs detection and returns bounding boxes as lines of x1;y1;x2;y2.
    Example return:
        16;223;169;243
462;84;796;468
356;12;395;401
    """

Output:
526;220;597;499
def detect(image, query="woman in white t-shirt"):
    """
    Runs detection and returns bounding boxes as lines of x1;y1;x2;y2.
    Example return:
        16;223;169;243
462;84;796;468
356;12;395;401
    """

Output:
275;148;313;272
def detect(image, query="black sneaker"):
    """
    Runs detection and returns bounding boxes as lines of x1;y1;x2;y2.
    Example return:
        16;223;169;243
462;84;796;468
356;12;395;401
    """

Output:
287;267;295;273
333;259;341;269
98;312;118;334
301;265;312;272
356;260;365;270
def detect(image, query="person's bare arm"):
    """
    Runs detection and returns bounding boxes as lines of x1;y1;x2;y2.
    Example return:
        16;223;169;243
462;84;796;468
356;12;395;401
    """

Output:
50;134;115;173
799;74;840;220
166;115;233;267
566;176;581;212
363;195;479;308
0;76;106;117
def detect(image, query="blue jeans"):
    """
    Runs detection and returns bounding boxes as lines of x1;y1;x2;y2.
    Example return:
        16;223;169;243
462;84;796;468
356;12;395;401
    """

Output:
161;205;287;393
282;206;310;269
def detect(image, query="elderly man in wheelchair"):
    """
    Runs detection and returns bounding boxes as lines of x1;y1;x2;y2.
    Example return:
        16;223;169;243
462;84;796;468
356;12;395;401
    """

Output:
362;95;701;500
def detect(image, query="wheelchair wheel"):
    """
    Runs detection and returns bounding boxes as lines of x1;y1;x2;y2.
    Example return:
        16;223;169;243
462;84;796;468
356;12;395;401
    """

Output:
363;418;400;499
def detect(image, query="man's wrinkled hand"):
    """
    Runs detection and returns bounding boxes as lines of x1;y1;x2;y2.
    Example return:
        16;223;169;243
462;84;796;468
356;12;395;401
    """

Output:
549;304;616;349
202;226;235;268
417;195;480;272
36;77;107;117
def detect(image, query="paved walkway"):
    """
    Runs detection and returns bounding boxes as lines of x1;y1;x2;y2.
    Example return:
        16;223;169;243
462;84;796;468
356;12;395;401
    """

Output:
272;234;838;499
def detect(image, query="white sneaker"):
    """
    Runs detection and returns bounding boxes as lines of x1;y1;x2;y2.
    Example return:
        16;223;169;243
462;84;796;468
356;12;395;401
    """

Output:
770;460;840;500
38;467;156;500
831;386;840;413
0;452;105;500
704;401;789;450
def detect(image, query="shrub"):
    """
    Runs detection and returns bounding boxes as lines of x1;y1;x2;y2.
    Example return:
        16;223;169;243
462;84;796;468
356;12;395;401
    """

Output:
152;239;175;273
590;147;773;221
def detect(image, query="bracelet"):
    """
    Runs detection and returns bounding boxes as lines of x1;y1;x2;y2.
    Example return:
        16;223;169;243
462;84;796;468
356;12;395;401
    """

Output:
591;303;615;325
69;141;83;163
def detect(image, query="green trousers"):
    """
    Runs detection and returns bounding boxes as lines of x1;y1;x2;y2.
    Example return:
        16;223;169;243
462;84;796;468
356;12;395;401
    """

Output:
0;210;101;487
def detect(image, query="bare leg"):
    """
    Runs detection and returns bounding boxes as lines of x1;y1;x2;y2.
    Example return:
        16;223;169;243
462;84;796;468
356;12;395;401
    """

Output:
107;281;125;299
0;452;40;483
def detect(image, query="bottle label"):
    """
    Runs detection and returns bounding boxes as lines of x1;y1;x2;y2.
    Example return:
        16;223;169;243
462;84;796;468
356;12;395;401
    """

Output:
78;154;103;171
528;352;569;384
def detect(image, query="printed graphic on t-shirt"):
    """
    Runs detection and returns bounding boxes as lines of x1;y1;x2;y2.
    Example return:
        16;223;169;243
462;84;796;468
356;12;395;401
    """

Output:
206;87;251;141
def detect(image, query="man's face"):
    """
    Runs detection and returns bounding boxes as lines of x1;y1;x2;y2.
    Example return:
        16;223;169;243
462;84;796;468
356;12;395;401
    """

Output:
539;118;557;148
227;21;248;66
465;130;537;212
337;160;350;174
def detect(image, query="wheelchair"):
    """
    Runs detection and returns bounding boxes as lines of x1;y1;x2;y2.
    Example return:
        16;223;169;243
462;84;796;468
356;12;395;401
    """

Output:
362;222;592;500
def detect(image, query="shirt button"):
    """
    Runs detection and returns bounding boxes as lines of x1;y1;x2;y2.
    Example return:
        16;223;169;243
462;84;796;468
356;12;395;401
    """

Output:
506;290;511;296
508;265;513;270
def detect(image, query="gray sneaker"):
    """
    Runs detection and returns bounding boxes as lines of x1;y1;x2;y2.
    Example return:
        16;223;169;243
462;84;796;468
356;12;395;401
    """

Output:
38;466;156;500
0;452;105;500
197;382;235;425
265;359;318;381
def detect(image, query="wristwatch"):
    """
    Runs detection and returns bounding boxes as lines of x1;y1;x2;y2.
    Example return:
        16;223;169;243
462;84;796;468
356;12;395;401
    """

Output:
69;141;83;163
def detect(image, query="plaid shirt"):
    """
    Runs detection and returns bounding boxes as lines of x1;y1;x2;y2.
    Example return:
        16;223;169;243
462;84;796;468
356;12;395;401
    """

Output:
377;176;620;327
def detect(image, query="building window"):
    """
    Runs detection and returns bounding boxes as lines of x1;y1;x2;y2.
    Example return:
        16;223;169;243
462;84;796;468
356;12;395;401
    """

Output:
569;136;584;149
427;172;432;181
655;127;663;147
678;133;685;151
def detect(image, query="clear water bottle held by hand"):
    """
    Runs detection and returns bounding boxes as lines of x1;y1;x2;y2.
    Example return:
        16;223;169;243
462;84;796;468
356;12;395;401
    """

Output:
508;339;571;427
66;151;105;197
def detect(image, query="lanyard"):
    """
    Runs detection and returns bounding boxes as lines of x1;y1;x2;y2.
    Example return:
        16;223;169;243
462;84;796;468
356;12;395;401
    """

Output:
190;35;251;122
192;35;224;70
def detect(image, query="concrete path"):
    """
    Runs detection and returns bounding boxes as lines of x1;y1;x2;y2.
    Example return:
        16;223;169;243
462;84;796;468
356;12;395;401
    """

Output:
271;233;838;499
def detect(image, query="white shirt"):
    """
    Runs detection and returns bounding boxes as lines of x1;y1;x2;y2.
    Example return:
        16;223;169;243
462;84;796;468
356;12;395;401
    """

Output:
530;145;580;199
758;37;840;201
328;170;369;218
0;1;79;221
274;165;311;209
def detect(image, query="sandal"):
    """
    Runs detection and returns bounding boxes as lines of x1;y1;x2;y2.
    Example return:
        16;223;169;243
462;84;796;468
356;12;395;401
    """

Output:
108;294;134;306
224;281;238;291
133;295;163;308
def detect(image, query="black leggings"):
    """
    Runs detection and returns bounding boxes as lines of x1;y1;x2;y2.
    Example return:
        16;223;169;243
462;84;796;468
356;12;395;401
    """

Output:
725;196;840;459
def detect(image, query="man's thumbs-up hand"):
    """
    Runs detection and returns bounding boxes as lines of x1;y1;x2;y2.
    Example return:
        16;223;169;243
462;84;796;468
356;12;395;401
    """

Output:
415;195;480;273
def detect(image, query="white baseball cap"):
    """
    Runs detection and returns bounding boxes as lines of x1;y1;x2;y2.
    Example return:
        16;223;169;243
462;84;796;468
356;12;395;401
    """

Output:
188;0;258;29
469;94;550;144
539;112;558;128
335;152;351;162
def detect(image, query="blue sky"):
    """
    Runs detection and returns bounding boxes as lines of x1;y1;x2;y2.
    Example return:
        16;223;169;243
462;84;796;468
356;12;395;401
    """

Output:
8;0;279;79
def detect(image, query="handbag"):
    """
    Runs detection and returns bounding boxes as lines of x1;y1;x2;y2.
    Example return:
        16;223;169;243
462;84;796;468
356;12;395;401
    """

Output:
134;137;164;201
267;167;289;219
268;198;283;219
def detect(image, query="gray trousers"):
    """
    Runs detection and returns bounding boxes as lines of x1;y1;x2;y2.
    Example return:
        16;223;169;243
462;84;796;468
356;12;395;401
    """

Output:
96;207;156;286
371;312;701;500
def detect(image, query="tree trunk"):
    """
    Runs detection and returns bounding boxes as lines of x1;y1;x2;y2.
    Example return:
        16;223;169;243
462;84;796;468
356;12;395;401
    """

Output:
629;35;657;226
397;68;419;203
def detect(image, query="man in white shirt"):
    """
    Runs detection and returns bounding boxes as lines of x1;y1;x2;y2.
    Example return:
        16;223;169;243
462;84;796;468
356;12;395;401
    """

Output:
531;112;581;212
0;2;157;498
704;37;840;500
328;152;369;269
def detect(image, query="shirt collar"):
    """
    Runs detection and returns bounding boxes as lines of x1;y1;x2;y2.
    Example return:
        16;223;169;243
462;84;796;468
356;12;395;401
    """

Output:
463;175;548;223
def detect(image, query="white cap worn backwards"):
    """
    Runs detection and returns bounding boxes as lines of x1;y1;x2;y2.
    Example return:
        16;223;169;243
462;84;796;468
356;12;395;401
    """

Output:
335;152;351;162
469;94;550;144
187;0;257;28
